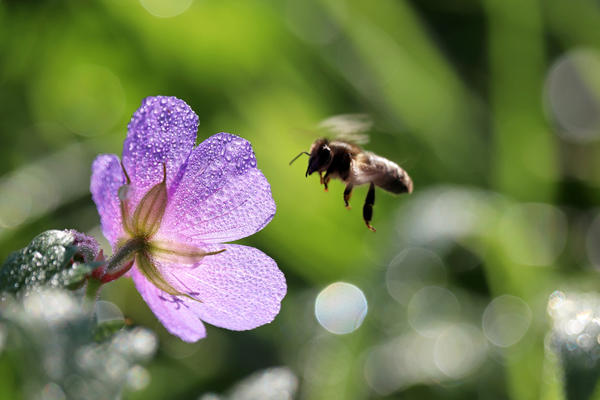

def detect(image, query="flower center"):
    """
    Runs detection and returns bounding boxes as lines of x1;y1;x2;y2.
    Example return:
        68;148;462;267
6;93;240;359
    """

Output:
97;163;223;299
120;163;168;239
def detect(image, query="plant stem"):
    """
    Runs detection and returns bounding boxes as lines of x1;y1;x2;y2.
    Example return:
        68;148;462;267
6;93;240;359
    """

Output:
91;237;145;283
106;237;146;273
85;277;103;302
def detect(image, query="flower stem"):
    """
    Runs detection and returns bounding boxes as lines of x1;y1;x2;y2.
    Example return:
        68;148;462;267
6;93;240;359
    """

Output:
91;237;145;283
107;237;145;270
85;277;103;302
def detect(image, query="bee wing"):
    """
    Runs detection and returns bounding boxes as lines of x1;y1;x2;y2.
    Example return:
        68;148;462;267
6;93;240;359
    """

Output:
353;152;381;178
355;152;413;194
317;114;372;145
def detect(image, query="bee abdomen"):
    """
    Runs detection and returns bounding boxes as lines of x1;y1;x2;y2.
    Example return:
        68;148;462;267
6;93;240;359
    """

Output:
375;159;413;194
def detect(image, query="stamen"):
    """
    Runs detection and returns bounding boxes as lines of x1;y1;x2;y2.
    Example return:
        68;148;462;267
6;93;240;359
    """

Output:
120;160;132;184
150;240;225;266
132;163;168;238
119;162;134;234
136;251;200;302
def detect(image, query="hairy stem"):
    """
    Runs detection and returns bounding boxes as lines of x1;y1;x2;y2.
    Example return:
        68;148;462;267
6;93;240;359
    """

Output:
106;237;146;273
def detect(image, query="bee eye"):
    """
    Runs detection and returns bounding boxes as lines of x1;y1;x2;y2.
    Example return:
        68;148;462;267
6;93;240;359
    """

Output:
318;146;331;163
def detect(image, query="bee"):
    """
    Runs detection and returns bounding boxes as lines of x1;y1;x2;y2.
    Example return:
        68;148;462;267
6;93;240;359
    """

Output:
290;115;413;232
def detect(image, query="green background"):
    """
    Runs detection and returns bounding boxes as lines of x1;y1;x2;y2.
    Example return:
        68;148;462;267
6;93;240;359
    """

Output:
2;0;600;399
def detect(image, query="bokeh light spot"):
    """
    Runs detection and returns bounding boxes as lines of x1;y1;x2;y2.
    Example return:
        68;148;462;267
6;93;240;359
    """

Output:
125;329;158;359
386;247;446;305
483;295;532;347
23;290;81;323
364;335;433;395
139;0;193;18
364;323;487;395
547;291;600;371
548;290;566;314
41;382;66;400
433;324;487;379
229;367;298;400
400;187;496;243
545;48;600;143
126;365;151;391
94;301;124;325
315;282;368;335
407;286;460;337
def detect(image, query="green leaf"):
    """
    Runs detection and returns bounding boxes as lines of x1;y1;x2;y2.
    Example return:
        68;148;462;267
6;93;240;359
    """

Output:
0;230;102;294
93;319;126;342
60;261;104;290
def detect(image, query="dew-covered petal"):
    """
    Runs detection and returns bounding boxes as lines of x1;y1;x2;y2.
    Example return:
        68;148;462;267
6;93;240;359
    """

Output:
90;154;126;246
131;267;206;342
122;96;198;208
162;133;276;243
163;243;286;331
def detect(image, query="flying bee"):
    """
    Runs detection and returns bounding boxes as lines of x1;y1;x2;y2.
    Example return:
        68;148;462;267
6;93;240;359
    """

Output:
290;114;413;232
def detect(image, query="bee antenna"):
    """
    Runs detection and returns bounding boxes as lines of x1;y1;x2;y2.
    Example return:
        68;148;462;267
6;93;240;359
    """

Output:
289;151;310;166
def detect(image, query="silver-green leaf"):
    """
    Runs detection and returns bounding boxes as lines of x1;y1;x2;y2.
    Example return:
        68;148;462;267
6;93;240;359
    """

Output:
0;230;102;294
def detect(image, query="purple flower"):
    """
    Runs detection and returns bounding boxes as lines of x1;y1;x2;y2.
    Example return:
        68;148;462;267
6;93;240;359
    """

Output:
90;96;286;342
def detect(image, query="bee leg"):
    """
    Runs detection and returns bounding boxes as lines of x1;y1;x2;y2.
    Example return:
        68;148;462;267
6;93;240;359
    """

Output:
363;183;376;232
319;172;324;185
323;174;331;192
344;184;353;209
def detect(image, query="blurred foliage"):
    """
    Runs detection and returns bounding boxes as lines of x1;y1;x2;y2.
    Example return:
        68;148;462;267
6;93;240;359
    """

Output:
2;0;600;399
0;289;157;400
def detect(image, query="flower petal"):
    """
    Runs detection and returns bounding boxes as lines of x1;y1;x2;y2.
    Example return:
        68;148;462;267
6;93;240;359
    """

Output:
162;133;276;243
131;267;207;342
90;154;126;246
163;243;286;331
122;96;198;207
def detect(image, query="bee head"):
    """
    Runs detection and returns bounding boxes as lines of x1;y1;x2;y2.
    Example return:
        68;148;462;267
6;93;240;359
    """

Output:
306;139;332;177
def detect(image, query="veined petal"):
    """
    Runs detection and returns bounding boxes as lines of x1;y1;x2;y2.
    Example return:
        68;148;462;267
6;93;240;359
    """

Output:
163;243;286;331
161;133;276;243
131;267;206;342
90;154;126;247
122;96;198;208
